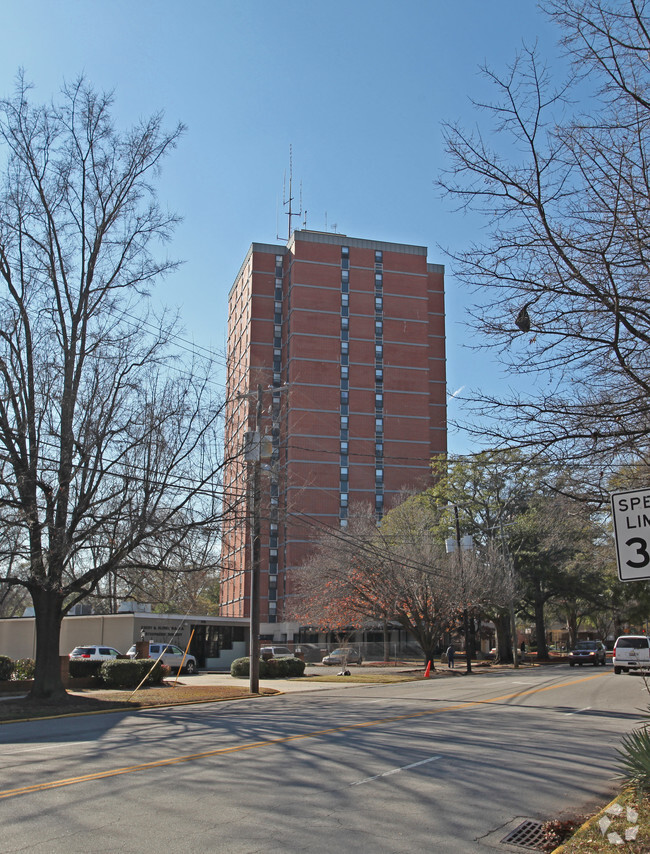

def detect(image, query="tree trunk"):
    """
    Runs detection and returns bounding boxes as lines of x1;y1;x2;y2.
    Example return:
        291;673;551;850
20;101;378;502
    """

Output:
493;610;512;662
383;620;390;663
567;610;579;649
30;588;67;700
533;592;549;661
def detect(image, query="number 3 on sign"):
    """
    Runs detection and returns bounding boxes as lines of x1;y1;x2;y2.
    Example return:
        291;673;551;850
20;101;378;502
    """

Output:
611;487;650;581
626;537;650;569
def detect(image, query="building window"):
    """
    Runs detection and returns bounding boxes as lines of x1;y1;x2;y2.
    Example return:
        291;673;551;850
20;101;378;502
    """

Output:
341;365;349;379
341;415;348;428
375;250;383;263
341;441;349;454
341;390;349;404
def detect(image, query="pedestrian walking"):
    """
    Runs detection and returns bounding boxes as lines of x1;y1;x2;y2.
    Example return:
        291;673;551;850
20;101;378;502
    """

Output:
446;644;455;669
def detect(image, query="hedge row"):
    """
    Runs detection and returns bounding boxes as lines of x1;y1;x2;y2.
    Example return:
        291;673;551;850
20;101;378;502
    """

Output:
69;658;169;688
0;655;35;681
0;655;168;688
230;656;305;679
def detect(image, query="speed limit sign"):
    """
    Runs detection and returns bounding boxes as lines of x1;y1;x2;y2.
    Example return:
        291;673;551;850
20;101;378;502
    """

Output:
611;487;650;581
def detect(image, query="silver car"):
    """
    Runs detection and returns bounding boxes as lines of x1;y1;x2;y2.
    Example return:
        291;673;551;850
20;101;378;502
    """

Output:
126;642;198;674
69;645;121;661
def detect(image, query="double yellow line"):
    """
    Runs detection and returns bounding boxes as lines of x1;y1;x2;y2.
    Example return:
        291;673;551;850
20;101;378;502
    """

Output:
0;673;606;800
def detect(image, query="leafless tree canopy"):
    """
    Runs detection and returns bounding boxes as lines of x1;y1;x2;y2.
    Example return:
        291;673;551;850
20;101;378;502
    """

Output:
0;75;225;698
439;0;650;465
291;499;513;663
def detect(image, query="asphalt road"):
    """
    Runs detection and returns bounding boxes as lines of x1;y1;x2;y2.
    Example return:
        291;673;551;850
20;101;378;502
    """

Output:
1;664;647;853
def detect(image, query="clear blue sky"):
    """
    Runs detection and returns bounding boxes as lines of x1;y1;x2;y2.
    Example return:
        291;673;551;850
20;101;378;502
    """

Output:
2;1;562;453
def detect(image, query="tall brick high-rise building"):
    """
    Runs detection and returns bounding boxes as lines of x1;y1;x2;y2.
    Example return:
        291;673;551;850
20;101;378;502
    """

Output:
220;229;446;642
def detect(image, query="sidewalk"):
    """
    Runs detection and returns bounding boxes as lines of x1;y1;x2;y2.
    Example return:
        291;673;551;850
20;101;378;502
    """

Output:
174;664;420;693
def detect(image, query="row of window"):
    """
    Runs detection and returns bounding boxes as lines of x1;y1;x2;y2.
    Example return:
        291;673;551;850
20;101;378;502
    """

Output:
374;251;385;518
338;248;387;523
340;247;350;525
267;255;284;622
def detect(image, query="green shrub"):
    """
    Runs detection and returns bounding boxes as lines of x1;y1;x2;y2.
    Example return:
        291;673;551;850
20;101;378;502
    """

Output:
618;726;650;792
230;657;270;678
231;656;304;679
68;658;103;679
285;657;305;677
12;658;35;680
100;659;165;689
0;655;13;681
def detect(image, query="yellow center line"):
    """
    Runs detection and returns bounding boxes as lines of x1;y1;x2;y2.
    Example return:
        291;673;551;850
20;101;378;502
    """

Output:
0;672;606;800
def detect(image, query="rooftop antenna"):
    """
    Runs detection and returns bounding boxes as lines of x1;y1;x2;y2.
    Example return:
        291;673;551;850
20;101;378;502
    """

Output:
278;145;303;242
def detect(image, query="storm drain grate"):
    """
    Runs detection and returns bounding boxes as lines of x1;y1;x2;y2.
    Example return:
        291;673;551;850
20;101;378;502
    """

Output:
501;819;546;850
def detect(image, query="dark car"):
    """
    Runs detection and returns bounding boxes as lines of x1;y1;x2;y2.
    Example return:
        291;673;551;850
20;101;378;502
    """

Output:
321;647;363;666
568;640;607;667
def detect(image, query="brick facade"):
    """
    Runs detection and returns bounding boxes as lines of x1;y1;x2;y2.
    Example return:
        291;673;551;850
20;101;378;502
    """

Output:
220;230;446;638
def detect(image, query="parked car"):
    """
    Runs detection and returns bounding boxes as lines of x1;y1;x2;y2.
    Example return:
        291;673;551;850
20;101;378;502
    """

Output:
126;642;198;674
613;635;650;674
568;640;607;667
294;644;327;662
69;645;122;661
321;647;363;666
260;645;296;660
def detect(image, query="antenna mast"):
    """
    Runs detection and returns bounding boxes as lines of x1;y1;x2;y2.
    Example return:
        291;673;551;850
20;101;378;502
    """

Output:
280;145;303;241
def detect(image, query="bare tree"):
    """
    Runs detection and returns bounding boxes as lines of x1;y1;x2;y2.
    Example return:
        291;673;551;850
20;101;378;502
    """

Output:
439;0;650;469
292;502;468;666
0;75;226;700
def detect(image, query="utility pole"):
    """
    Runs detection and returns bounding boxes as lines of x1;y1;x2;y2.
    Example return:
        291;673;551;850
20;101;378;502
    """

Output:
454;505;472;674
244;384;263;694
499;518;519;669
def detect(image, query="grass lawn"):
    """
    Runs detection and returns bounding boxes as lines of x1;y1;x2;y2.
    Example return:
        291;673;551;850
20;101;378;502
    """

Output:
0;683;280;723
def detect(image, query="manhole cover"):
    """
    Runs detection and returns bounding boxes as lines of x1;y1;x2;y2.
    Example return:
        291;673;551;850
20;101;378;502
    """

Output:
501;819;546;850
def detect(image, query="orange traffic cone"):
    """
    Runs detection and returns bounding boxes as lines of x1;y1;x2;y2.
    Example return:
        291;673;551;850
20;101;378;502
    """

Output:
424;660;431;678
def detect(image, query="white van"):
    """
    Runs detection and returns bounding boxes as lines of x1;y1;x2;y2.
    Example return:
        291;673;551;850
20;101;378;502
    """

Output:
612;635;650;674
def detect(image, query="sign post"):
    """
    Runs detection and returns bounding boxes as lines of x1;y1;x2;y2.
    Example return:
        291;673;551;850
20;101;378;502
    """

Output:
611;487;650;582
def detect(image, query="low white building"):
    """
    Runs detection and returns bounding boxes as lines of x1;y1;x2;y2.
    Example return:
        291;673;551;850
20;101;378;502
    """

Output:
0;611;249;671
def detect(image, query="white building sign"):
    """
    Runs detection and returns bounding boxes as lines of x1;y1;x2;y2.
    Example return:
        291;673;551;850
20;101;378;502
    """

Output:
611;487;650;582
